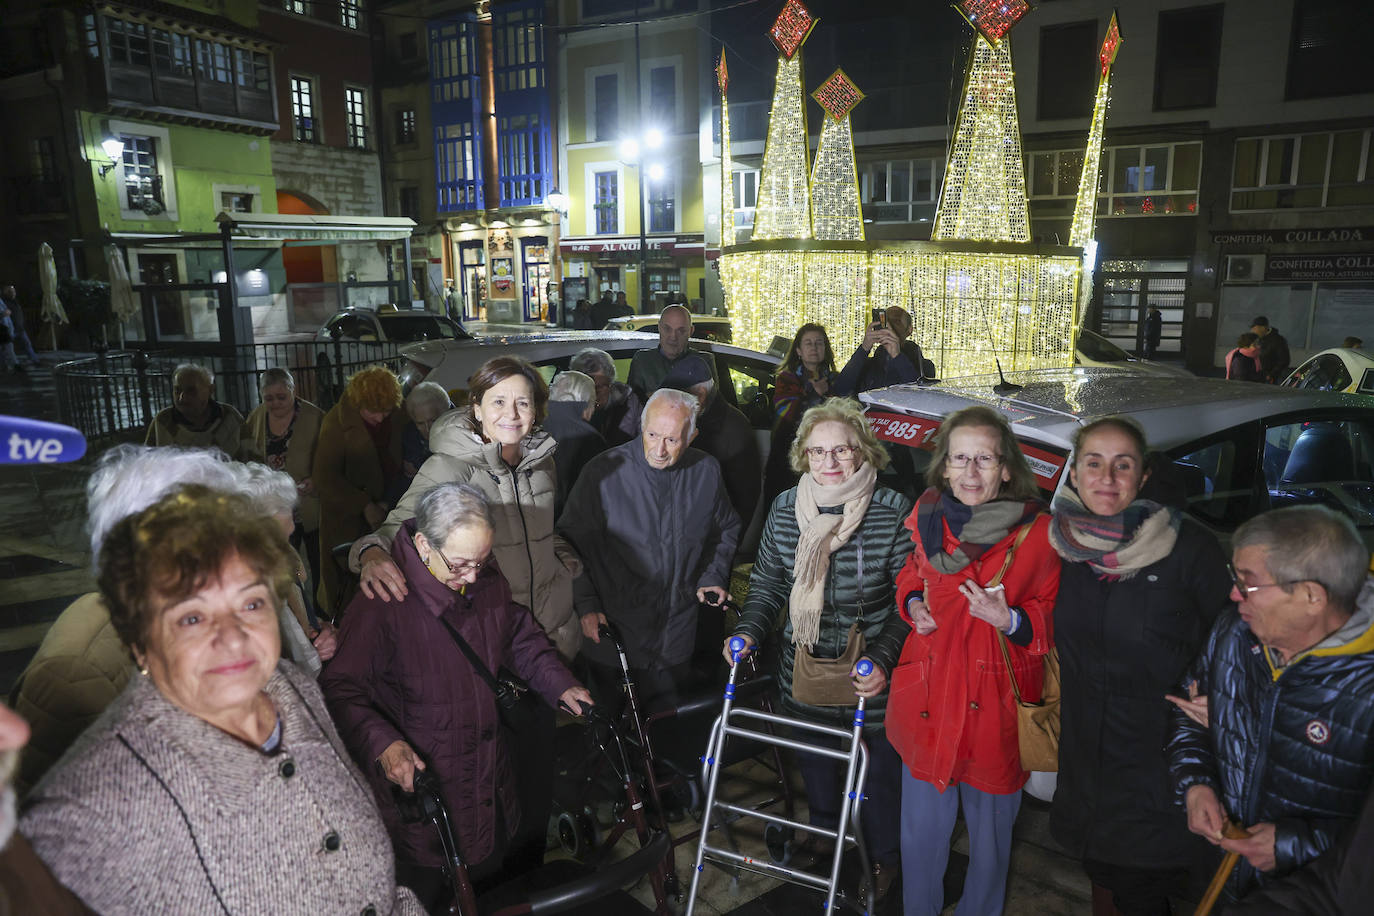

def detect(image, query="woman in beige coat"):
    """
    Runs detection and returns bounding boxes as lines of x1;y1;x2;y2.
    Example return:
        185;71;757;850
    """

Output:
244;367;325;580
350;355;580;874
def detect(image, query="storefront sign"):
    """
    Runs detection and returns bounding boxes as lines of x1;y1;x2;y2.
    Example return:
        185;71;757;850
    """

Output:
1265;253;1374;282
489;257;515;297
558;237;707;256
1212;227;1374;245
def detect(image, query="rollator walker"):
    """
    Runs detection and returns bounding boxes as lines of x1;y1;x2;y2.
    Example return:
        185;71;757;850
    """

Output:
685;636;874;914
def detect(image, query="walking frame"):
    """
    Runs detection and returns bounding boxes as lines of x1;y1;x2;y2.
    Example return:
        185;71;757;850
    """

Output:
686;639;874;914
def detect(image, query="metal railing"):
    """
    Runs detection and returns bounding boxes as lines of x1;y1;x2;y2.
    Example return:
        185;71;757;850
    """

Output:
55;339;407;444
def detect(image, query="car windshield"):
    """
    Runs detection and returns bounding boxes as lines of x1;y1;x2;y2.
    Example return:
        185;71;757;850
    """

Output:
382;314;466;341
1076;330;1131;363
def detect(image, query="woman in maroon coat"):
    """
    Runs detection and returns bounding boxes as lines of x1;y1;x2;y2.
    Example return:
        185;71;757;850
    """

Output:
322;482;592;910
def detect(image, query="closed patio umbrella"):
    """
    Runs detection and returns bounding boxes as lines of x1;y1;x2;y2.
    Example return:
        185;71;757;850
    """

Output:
106;244;137;347
38;242;68;351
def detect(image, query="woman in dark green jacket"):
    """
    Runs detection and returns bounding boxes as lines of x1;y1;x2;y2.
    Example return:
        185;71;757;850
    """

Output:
728;398;913;902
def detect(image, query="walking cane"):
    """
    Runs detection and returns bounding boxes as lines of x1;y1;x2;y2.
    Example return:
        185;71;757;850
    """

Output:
1192;822;1252;916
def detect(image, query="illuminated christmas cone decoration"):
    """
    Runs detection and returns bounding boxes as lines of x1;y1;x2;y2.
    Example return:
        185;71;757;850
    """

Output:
1069;11;1122;250
933;2;1032;242
752;0;817;240
810;68;866;241
718;53;736;249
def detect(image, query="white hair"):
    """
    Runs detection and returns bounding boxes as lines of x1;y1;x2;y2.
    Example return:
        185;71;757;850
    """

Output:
230;462;299;519
260;366;295;394
85;445;238;564
415;482;493;545
405;381;453;420
173;363;214;387
569;347;616;381
549;370;595;405
642;388;699;440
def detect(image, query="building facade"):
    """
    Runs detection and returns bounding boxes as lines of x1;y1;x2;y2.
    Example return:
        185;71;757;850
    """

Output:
709;0;1374;373
556;0;709;315
375;0;561;325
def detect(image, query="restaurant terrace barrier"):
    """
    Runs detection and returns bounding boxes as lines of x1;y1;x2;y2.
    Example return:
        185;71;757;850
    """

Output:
54;340;406;444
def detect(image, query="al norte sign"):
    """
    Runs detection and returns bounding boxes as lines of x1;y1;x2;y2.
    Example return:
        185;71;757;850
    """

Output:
1266;254;1374;282
1212;226;1374;245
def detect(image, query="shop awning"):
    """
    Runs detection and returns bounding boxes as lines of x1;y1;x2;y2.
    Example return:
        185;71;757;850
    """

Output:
214;212;418;242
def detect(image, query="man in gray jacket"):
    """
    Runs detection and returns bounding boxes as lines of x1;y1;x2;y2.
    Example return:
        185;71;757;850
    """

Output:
559;388;740;710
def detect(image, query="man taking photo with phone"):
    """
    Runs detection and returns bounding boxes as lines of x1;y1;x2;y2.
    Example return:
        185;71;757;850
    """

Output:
834;305;928;396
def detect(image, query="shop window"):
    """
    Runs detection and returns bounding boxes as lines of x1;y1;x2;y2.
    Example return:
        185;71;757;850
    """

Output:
1154;5;1223;110
1037;20;1096;120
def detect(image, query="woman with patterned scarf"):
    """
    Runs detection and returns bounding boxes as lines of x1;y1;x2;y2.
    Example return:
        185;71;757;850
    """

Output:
887;405;1060;916
728;398;914;905
1048;417;1231;916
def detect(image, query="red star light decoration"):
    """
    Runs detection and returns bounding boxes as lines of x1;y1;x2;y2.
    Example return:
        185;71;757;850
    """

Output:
770;0;818;60
1099;11;1122;76
812;68;865;120
953;0;1031;44
716;52;728;93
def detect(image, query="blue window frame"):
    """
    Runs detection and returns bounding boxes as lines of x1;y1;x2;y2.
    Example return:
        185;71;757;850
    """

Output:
493;0;552;207
429;15;483;212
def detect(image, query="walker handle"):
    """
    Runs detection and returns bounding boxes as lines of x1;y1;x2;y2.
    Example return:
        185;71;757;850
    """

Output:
728;636;747;665
855;658;874;677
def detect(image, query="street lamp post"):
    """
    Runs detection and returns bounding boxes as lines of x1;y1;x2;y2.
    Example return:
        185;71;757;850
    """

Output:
620;129;665;313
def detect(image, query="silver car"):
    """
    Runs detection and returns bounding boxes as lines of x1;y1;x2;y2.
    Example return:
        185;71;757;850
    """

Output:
859;367;1374;548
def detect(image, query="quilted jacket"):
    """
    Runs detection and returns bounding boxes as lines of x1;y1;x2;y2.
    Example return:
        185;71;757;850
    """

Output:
733;486;914;731
1166;578;1374;900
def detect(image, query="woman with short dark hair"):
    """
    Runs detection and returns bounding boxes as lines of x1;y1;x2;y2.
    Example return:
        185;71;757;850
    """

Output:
887;404;1059;915
22;486;424;915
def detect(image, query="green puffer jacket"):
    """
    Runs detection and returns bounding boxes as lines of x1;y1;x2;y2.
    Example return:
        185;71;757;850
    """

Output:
733;486;914;731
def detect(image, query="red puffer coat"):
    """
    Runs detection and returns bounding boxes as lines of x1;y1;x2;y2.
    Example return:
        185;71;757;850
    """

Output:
887;512;1060;795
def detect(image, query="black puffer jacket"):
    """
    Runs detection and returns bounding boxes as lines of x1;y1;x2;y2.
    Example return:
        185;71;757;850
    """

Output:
1051;519;1231;868
733;486;914;731
1166;580;1374;900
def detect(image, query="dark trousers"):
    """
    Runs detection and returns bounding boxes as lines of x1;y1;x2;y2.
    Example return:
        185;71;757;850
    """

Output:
794;725;902;866
1083;858;1191;916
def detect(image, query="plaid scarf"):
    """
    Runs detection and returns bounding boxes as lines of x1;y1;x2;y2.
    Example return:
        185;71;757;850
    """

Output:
908;487;1044;575
1048;484;1181;579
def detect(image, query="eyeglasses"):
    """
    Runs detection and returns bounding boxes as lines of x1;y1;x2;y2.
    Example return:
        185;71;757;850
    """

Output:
1226;562;1305;595
947;453;1002;470
433;547;487;577
805;444;859;462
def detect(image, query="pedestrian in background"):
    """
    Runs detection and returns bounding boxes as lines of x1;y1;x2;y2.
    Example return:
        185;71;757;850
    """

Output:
145;364;253;459
626;304;716;401
1225;333;1264;381
766;323;839;504
398;381;454;499
1144;307;1163;360
544;369;606;515
1249;316;1291;382
1050;417;1231;916
1343;336;1363;350
245;367;325;583
570;346;640;446
887;405;1059;916
1;285;38;367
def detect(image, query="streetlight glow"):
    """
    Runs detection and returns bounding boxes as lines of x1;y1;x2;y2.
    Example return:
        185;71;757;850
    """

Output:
647;163;666;182
644;128;665;149
619;138;640;161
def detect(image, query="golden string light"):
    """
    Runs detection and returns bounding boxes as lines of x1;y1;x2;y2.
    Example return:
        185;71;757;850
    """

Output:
1070;15;1122;250
810;69;865;241
753;54;813;240
720;62;736;248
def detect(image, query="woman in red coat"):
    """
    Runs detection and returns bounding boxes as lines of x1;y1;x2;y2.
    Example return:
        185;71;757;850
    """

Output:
887;405;1060;916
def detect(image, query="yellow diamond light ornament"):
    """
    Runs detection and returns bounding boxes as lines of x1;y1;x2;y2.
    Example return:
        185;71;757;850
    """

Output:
770;0;817;60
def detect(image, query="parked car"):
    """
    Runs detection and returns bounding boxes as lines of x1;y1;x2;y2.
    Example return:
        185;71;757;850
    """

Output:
316;307;472;344
1073;328;1192;377
859;367;1374;549
1283;347;1374;395
603;313;733;343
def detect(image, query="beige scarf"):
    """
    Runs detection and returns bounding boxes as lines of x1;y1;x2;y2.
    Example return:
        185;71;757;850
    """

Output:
789;461;877;650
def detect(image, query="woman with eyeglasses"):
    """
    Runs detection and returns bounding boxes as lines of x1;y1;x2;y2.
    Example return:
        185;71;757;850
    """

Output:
727;398;914;905
886;405;1060;916
323;482;592;911
1048;417;1231;916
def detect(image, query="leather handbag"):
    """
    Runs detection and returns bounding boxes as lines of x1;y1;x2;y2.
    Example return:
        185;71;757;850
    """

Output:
435;615;543;733
792;622;867;707
991;521;1062;773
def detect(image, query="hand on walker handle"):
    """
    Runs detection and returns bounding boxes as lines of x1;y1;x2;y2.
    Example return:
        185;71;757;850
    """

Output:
723;634;753;666
851;657;885;698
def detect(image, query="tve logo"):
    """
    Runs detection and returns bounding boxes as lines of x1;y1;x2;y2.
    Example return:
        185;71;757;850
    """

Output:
1;416;87;464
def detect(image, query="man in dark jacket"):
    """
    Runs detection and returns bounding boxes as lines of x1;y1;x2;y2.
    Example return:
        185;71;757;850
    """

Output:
544;370;606;515
1167;505;1374;903
661;354;762;534
834;306;926;396
558;388;740;710
625;304;716;400
1250;315;1292;383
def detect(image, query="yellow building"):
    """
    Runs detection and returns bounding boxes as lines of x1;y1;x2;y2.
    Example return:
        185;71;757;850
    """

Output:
555;0;708;312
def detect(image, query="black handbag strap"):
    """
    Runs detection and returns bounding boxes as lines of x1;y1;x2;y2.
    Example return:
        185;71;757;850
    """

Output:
434;614;505;701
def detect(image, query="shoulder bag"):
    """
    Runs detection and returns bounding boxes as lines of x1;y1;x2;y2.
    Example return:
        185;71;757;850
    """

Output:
434;614;544;733
991;520;1062;773
792;534;869;707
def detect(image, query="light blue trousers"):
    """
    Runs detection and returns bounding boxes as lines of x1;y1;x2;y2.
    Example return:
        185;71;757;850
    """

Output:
900;769;1022;916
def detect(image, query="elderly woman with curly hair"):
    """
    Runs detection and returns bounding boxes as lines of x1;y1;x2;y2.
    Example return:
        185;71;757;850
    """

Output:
313;365;406;609
727;398;914;904
21;485;423;915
